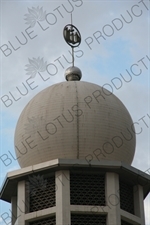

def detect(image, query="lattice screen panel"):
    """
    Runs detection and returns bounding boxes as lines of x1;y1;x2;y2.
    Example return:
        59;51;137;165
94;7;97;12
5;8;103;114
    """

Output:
29;216;56;225
70;172;105;205
121;220;134;225
119;180;134;214
26;175;55;212
71;214;106;225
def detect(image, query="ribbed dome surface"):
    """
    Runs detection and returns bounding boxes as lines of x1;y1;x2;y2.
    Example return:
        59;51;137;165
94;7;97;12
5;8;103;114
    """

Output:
14;81;136;168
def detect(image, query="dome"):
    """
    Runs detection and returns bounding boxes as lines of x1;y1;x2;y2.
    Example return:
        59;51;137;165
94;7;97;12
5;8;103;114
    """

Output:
14;81;136;168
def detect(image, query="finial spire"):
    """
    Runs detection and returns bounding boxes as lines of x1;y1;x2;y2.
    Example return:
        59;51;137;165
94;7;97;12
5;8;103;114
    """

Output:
63;14;82;81
71;13;74;67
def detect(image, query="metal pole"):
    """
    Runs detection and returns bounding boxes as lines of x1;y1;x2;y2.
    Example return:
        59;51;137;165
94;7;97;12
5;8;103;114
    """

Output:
71;13;74;67
72;47;74;67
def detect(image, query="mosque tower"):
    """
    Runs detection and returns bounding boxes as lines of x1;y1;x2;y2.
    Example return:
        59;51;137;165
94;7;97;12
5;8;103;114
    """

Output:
0;20;150;225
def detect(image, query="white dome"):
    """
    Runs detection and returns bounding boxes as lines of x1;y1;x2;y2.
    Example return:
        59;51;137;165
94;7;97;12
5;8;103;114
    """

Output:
14;81;136;168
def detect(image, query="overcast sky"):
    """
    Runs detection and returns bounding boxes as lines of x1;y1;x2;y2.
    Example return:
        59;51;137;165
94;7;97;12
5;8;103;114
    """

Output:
0;0;150;224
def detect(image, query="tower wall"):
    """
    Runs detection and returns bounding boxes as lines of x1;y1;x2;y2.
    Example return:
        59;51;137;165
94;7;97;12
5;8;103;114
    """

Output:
8;161;147;225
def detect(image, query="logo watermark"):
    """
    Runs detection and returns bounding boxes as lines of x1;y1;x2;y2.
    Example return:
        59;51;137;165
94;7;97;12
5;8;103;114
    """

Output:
24;7;47;28
25;57;47;78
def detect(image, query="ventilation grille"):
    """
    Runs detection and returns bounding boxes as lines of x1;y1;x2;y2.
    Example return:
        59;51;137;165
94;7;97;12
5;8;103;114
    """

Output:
27;175;55;212
121;220;134;225
119;180;134;214
70;172;105;205
29;216;56;225
71;214;106;225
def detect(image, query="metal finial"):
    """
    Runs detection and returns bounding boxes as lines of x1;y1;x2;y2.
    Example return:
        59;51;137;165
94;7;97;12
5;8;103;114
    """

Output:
65;66;82;81
63;13;82;81
63;14;81;65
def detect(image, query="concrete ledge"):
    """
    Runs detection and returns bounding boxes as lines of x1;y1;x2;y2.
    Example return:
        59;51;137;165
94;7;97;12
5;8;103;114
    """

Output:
120;209;141;224
70;205;108;214
24;206;56;222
